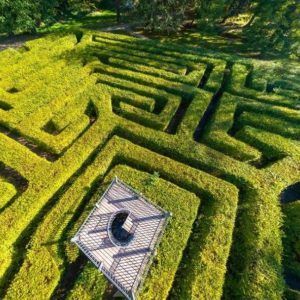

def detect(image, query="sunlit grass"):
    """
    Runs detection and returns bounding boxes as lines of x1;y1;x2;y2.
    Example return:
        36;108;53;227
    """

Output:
224;13;253;26
37;10;118;33
136;28;259;57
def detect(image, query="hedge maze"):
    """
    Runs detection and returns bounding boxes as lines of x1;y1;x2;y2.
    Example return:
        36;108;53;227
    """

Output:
0;30;300;299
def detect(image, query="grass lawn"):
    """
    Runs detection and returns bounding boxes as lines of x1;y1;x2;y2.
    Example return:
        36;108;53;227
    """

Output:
37;10;119;33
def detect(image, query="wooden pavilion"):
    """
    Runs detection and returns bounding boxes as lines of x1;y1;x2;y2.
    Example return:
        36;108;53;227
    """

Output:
71;176;171;300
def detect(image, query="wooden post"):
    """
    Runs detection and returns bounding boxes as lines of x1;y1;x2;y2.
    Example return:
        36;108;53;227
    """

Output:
98;261;103;272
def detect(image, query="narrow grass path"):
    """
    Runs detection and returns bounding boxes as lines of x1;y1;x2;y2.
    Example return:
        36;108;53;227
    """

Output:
99;24;149;40
0;33;45;52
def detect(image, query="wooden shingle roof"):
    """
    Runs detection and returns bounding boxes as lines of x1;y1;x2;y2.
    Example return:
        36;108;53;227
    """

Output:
71;176;171;300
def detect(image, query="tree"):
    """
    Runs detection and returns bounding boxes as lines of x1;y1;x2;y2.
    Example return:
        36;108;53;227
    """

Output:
0;0;59;35
221;0;251;24
244;0;300;58
287;2;300;57
194;0;228;30
114;0;121;22
0;0;35;35
62;0;98;14
0;0;100;36
134;0;189;33
133;0;238;33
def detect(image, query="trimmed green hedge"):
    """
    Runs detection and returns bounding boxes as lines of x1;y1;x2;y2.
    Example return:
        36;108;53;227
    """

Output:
273;79;300;92
201;92;261;161
236;99;300;124
178;89;212;136
236;111;300;140
94;75;181;131
0;181;17;209
0;35;78;92
108;57;206;86
227;63;299;108
0;88;114;282
236;126;300;161
285;288;300;300
1;30;300;300
92;61;196;98
67;262;107;300
282;201;300;285
92;35;226;93
16;75;98;154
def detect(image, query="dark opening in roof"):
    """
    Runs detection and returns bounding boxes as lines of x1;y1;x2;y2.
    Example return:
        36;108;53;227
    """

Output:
108;209;134;247
112;212;133;243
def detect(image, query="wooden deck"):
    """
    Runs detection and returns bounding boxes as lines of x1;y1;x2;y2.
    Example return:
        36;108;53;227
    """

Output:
72;177;170;300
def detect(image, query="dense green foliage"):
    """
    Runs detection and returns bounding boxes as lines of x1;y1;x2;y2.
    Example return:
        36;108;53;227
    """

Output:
1;0;299;57
0;30;299;299
0;0;99;35
131;0;300;57
282;201;300;289
245;0;300;58
0;0;56;35
67;165;200;299
134;0;239;32
134;0;188;33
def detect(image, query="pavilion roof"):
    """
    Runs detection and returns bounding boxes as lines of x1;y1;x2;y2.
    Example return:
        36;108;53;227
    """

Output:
71;176;171;300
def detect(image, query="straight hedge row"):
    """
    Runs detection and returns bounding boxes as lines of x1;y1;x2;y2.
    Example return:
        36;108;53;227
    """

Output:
91;46;187;75
282;200;300;288
115;113;289;299
93;36;205;70
236;126;300;161
95;31;300;95
108;57;206;86
237;111;300;140
0;87;114;282
4;133;237;300
91;35;226;93
67;262;107;300
178;89;212;137
227;63;300;108
92;61;195;99
1;30;299;300
201;92;261;161
0;181;17;209
0;35;78;92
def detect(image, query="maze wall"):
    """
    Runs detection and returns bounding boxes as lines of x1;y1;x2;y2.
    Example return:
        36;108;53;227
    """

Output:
0;30;300;300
